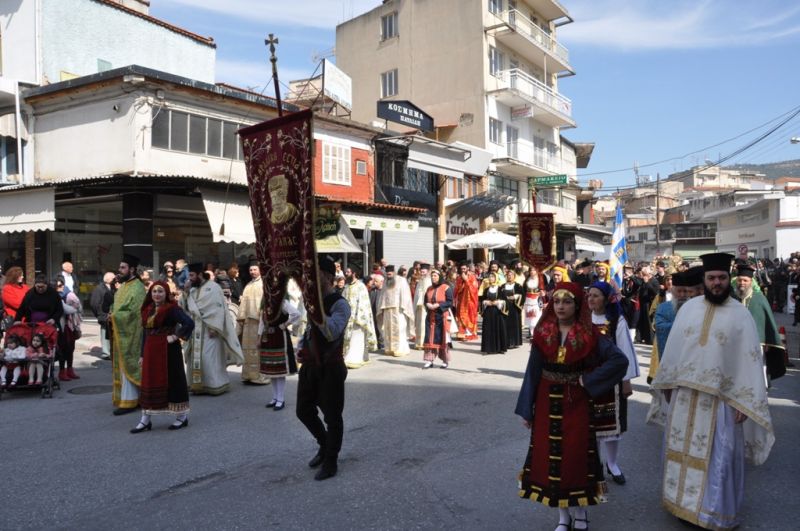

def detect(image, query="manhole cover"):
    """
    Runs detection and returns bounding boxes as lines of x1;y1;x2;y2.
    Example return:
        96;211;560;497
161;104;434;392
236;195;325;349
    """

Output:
68;385;113;395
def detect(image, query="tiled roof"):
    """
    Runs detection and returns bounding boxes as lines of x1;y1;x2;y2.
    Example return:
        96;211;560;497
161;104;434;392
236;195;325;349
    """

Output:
95;0;215;47
314;195;427;214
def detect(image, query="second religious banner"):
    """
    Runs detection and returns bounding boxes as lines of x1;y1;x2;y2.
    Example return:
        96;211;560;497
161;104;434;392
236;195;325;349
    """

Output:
518;212;557;270
239;109;325;326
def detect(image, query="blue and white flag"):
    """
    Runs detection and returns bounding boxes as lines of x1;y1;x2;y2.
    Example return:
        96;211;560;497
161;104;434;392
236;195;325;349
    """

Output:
609;203;628;289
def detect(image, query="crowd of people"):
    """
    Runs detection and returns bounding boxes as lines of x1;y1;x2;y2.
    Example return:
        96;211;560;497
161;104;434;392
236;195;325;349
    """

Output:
0;247;793;526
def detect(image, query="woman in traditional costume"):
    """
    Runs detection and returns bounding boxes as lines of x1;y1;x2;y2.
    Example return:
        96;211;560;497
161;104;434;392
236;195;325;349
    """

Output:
523;265;546;337
422;269;453;369
515;282;628;531
262;293;303;411
131;281;195;433
480;273;508;354
585;281;639;485
501;271;525;349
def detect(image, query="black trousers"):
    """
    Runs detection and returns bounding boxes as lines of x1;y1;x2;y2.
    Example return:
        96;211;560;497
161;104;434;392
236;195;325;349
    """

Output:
296;358;347;468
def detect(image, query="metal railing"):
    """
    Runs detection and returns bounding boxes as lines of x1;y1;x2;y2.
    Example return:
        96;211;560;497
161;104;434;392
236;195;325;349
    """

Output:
497;9;570;65
498;68;572;118
503;140;564;174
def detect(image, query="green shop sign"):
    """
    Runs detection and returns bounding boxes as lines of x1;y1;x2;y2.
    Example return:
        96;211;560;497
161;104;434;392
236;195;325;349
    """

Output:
528;174;568;187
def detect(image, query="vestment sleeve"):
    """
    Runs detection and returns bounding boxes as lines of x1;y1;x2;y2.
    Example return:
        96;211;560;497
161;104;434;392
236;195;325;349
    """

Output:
515;344;544;422
582;336;629;398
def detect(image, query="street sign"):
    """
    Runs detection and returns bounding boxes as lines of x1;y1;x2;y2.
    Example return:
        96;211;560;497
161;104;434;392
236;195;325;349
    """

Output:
528;174;568;187
738;243;748;256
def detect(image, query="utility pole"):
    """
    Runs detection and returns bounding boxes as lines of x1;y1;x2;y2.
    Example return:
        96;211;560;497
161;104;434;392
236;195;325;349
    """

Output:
655;172;660;256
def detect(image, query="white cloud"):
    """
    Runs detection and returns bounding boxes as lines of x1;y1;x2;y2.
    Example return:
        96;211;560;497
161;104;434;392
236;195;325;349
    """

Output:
562;0;800;50
160;0;379;30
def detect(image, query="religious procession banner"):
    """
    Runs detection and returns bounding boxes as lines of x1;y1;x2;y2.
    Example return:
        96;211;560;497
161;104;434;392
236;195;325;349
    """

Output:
239;109;325;326
518;212;556;270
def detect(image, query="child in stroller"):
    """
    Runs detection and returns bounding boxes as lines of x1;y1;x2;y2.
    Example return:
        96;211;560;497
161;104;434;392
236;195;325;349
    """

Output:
1;334;28;387
26;333;50;386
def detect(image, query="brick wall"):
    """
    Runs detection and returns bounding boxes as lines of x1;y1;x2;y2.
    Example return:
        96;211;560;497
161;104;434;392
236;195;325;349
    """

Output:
313;140;374;203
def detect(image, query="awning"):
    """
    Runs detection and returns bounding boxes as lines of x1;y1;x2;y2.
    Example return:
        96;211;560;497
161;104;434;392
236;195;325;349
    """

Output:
446;191;517;220
342;211;418;232
200;188;256;243
574;233;605;254
451;141;493;176
316;219;362;254
0;113;28;140
407;140;466;179
0;187;55;233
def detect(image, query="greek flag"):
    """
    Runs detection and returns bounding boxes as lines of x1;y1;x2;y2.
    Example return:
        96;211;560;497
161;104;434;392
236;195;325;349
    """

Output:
609;203;628;288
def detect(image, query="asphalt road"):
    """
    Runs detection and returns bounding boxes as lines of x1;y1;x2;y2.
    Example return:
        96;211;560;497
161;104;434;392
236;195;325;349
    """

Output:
1;314;798;531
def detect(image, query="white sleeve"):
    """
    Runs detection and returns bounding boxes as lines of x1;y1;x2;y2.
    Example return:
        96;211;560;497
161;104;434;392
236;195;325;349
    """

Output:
616;316;640;380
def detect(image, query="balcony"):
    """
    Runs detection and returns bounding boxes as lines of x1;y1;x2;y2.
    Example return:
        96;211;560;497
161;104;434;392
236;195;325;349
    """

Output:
494;139;565;179
487;68;575;128
487;9;573;75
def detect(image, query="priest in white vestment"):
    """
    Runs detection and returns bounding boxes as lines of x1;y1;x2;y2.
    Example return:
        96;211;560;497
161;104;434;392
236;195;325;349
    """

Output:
376;266;414;357
651;253;774;531
237;261;271;385
412;263;432;349
182;263;244;395
342;268;377;368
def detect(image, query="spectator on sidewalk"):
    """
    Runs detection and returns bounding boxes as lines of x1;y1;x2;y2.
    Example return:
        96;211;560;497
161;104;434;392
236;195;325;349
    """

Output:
90;272;116;360
61;261;80;295
2;267;29;330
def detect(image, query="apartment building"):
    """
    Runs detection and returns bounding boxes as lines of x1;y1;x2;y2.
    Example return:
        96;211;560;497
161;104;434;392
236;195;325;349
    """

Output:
336;0;580;229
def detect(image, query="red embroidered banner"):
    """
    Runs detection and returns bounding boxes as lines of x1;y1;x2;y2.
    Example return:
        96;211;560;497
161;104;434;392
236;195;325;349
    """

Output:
518;212;556;270
239;109;324;326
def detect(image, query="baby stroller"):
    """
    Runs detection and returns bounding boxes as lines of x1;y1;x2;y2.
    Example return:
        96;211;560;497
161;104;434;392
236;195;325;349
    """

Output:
0;322;59;399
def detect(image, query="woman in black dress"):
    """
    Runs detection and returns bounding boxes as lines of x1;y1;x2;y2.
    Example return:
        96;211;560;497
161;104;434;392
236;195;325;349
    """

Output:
131;281;195;433
480;272;508;354
501;271;524;348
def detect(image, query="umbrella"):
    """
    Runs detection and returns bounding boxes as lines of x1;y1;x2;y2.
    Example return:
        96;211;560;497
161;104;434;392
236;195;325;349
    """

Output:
446;229;517;250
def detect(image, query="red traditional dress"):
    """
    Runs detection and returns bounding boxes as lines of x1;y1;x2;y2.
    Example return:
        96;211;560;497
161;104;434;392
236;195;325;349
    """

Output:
423;282;453;363
515;282;629;508
454;272;479;340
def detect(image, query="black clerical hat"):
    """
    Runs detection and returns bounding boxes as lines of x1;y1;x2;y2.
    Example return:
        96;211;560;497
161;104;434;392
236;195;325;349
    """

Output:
121;253;140;268
385;265;395;273
700;252;733;273
685;266;704;286
736;264;755;278
671;272;689;287
318;255;337;275
187;262;204;274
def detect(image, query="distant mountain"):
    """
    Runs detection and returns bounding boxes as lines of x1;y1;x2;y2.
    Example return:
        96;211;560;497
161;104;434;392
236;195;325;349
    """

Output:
724;159;800;180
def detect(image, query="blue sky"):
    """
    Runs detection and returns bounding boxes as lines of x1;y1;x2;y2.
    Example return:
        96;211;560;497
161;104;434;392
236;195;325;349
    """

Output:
151;0;800;190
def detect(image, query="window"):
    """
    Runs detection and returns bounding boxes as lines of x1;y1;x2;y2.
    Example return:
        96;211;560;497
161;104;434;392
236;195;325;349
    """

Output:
189;115;207;154
207;119;222;157
0;135;22;177
356;160;367;175
405;167;434;193
170;111;188;152
506;125;519;158
323;143;351;185
381;12;398;40
151;108;170;149
537;189;558;206
151;108;243;161
638;232;649;241
489;45;504;76
490;175;519;221
488;0;503;15
380;69;398;98
489;118;502;145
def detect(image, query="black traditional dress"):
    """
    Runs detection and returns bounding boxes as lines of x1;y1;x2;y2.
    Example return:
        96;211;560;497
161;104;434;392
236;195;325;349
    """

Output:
140;303;194;415
501;282;524;348
480;286;508;354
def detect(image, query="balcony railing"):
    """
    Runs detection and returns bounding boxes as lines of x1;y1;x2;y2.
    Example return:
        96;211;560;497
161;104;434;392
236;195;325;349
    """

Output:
497;68;572;119
502;140;564;174
496;9;570;65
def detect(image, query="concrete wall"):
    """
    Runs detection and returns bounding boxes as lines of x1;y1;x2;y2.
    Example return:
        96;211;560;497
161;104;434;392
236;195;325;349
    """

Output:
0;0;39;83
41;0;215;84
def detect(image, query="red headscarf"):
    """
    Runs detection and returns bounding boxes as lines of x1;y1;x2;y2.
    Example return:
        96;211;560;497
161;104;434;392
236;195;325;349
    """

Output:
140;280;177;328
533;282;594;359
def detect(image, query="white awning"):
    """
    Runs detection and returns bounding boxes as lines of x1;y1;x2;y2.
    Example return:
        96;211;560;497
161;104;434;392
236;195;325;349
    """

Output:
316;219;362;254
0;113;28;141
200;188;256;243
451;141;493;176
342;211;418;233
407;139;468;179
0;187;55;233
574;233;605;254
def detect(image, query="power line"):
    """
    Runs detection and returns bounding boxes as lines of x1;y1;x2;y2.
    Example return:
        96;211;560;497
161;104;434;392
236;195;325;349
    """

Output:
584;107;800;192
576;103;800;179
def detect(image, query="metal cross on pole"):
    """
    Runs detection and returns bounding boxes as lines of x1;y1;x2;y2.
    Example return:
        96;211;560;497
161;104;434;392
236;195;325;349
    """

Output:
266;33;283;116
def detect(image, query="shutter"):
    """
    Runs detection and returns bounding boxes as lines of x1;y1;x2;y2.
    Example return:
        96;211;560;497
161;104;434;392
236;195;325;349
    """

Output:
382;227;434;268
